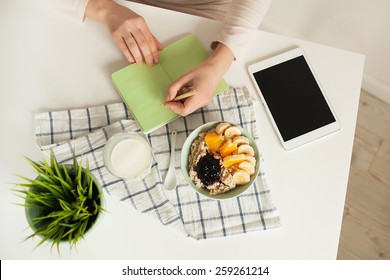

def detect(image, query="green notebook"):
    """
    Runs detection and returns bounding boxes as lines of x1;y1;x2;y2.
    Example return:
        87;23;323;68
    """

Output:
111;34;229;133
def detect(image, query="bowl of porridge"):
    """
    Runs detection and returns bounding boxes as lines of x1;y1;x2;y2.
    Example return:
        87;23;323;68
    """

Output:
181;121;260;200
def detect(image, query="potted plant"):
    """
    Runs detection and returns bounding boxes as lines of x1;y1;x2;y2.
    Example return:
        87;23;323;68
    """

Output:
14;151;104;253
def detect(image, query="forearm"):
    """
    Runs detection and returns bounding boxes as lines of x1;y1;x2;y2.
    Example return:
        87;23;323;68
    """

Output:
206;43;235;77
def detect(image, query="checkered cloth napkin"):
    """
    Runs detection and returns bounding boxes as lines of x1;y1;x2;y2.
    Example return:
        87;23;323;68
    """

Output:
35;87;281;239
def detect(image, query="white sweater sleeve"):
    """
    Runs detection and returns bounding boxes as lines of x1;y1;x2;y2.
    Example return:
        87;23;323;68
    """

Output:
212;0;272;60
48;0;271;59
49;0;90;22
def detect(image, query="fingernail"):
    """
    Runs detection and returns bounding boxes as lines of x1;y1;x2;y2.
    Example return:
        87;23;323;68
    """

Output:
127;57;135;64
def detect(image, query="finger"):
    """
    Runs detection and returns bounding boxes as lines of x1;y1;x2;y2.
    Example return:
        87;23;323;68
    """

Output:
164;97;198;116
122;33;143;65
164;101;187;116
166;76;193;102
165;86;183;102
135;20;161;65
154;36;164;51
131;28;154;67
113;34;135;64
130;18;156;66
139;31;160;65
153;36;164;63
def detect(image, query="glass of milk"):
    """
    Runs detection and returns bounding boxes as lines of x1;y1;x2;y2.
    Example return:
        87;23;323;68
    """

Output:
103;132;152;180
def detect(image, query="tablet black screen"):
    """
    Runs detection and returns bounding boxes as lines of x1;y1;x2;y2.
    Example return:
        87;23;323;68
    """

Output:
252;55;336;141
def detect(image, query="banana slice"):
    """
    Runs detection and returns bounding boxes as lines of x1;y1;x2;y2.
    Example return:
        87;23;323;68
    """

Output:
233;170;250;185
237;144;255;156
224;126;241;138
215;122;231;135
244;155;257;166
233;135;249;146
238;161;255;175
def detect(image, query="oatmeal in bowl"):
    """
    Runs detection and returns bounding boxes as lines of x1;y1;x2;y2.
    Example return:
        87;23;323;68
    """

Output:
181;121;260;199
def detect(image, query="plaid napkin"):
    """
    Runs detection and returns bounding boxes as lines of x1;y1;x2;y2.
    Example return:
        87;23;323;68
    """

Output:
35;87;281;239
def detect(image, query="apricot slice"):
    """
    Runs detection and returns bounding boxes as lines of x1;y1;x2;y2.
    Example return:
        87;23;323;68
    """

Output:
219;139;237;157
204;132;224;152
222;154;246;167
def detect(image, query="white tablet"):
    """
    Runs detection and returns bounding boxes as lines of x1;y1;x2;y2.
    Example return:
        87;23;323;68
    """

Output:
248;47;341;150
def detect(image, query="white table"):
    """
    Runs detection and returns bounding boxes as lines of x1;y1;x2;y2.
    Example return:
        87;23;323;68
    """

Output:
0;0;364;259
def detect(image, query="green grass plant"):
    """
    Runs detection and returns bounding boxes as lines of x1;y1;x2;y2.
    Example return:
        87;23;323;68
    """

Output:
14;151;104;253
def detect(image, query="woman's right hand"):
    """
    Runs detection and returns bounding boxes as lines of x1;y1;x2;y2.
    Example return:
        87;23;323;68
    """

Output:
85;0;163;66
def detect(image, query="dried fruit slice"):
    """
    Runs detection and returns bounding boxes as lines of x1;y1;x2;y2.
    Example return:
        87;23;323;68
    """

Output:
204;132;224;152
238;161;255;175
219;139;237;157
237;144;255;156
233;135;249;146
244;155;257;166
233;170;250;185
215;122;231;135
224;126;241;138
222;154;246;167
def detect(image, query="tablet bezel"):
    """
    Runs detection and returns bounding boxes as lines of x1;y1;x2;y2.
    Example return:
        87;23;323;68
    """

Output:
248;47;341;150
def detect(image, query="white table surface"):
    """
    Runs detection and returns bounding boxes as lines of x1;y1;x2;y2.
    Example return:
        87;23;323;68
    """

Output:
0;0;364;260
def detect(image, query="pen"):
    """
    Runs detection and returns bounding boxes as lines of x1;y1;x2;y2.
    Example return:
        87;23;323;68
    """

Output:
172;90;196;101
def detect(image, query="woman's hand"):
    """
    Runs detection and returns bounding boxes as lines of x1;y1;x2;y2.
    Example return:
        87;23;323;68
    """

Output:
164;43;235;116
85;0;163;66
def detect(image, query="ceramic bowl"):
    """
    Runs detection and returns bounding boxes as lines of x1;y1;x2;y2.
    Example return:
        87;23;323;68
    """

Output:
181;121;260;200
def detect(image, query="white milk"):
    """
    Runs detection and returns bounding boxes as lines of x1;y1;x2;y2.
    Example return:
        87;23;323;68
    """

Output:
110;138;151;179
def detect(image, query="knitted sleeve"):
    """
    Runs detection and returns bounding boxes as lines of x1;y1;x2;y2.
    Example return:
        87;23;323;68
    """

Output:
211;0;272;60
50;0;90;22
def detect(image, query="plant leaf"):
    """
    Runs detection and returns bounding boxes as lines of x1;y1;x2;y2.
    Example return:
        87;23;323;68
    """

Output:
23;156;44;174
62;164;74;191
50;150;65;181
58;199;73;211
88;178;94;201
